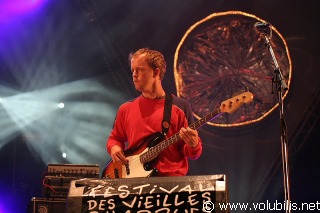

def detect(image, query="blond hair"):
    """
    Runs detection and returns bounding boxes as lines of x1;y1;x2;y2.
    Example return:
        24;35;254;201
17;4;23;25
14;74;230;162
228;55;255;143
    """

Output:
129;48;166;80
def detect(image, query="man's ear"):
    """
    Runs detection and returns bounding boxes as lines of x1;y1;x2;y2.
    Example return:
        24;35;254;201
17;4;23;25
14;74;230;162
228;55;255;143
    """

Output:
153;68;161;78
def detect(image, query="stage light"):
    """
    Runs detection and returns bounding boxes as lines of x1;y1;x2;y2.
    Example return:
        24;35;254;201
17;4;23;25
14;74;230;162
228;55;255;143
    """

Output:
0;79;126;166
0;0;128;167
0;0;48;13
0;0;49;23
0;1;129;212
62;152;67;158
58;102;64;109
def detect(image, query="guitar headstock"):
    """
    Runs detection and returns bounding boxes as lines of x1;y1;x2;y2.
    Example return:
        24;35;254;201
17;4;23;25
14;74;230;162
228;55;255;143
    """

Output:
219;91;254;114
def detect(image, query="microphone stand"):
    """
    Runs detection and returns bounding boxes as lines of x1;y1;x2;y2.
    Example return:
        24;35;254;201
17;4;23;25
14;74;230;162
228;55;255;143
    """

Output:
260;26;291;213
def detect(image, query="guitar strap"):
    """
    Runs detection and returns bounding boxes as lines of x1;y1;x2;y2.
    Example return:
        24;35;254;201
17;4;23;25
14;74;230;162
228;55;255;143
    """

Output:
162;94;173;136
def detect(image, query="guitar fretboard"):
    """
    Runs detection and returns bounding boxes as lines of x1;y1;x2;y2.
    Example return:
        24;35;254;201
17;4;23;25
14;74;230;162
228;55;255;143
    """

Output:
140;108;222;163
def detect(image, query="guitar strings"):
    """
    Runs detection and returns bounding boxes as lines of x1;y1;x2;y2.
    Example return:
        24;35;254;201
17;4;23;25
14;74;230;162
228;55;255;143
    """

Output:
105;108;225;178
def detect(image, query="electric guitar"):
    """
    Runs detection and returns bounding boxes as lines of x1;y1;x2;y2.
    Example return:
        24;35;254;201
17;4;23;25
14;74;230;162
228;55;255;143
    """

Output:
102;91;254;179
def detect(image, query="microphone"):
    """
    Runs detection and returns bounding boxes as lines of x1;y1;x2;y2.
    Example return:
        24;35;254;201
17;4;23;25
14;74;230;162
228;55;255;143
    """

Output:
254;22;271;32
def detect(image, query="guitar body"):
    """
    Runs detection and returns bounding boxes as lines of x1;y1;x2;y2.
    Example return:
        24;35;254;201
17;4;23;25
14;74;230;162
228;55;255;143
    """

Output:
102;132;164;178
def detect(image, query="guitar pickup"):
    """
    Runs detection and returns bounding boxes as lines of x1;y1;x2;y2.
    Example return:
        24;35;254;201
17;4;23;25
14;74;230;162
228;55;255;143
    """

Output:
114;168;119;178
125;163;130;175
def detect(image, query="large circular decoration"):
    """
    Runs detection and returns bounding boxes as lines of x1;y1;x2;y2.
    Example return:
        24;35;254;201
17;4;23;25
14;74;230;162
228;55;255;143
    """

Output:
174;11;292;127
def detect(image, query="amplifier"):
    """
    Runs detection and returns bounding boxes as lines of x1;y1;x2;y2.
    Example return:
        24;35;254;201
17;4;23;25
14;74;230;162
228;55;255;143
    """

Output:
43;176;78;198
66;174;229;213
43;164;100;199
27;197;66;213
46;163;100;177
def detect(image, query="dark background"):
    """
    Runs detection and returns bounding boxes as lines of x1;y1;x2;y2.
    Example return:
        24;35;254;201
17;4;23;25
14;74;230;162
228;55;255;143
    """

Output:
0;0;319;212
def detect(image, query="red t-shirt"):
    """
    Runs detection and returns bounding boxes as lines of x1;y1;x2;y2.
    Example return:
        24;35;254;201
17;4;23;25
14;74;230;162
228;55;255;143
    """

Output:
106;94;202;176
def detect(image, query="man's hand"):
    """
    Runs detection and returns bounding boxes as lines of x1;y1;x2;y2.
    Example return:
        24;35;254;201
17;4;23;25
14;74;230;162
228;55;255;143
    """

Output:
110;145;128;164
179;127;199;147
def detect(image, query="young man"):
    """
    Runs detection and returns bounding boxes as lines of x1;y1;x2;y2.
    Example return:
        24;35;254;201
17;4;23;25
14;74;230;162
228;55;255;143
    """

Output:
106;48;202;177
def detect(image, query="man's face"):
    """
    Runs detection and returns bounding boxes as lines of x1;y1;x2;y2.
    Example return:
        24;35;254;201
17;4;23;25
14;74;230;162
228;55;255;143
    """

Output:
131;54;156;92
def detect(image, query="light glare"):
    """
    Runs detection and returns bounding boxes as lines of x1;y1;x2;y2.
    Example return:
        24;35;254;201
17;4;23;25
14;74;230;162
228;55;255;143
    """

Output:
0;79;126;166
58;102;64;108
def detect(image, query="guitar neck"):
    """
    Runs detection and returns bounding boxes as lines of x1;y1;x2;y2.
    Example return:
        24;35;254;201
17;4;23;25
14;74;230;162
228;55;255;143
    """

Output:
140;108;221;163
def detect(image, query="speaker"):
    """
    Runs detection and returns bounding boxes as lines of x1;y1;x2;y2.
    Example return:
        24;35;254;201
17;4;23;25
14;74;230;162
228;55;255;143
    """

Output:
27;197;67;213
67;174;229;213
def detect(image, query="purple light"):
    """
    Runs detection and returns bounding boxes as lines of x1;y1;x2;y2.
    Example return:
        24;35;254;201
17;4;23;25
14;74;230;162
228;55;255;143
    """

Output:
2;0;43;12
0;198;10;213
0;187;27;213
0;0;48;23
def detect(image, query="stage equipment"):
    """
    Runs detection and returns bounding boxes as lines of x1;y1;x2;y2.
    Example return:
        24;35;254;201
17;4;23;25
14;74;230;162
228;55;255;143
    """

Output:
66;174;229;213
27;197;67;213
254;21;291;213
42;163;100;198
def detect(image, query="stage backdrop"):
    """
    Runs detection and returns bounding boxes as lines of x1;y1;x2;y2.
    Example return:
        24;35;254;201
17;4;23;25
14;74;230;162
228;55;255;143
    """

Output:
0;0;319;212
